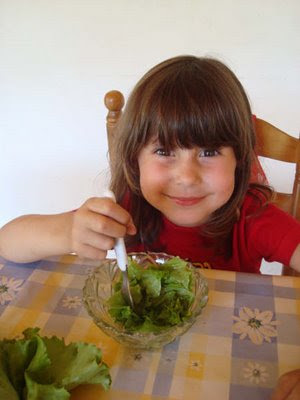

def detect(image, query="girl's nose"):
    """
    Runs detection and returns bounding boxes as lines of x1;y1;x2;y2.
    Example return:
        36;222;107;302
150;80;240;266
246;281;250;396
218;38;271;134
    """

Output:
174;157;201;186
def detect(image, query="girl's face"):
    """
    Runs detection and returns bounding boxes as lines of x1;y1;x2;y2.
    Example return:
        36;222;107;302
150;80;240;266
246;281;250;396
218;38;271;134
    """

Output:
138;139;237;227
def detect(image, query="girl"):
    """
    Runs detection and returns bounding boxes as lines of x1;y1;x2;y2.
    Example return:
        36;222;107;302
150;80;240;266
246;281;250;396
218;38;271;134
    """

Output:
0;55;299;272
0;55;300;399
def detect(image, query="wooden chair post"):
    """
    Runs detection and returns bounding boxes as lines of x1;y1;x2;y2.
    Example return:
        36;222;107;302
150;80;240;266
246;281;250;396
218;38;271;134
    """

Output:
104;90;125;160
291;132;300;219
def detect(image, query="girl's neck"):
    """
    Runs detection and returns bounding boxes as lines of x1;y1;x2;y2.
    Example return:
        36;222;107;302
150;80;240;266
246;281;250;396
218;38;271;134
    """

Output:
161;214;203;231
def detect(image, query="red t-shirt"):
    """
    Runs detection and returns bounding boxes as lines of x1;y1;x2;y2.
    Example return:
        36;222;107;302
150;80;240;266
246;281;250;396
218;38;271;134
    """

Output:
127;193;300;273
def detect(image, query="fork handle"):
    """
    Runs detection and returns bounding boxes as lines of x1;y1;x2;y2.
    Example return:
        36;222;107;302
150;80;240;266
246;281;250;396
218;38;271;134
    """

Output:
114;238;127;271
104;189;127;272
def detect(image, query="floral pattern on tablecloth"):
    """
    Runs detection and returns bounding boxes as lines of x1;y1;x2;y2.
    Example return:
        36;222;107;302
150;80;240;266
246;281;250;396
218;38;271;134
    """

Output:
243;361;269;384
0;275;23;305
232;307;279;345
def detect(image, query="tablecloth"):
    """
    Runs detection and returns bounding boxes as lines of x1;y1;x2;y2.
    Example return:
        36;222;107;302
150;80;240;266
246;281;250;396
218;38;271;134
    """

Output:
0;255;299;399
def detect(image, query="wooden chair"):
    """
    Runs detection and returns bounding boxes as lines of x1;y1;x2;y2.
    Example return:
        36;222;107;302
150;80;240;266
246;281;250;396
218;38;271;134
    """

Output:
255;118;300;221
255;118;300;276
104;91;300;275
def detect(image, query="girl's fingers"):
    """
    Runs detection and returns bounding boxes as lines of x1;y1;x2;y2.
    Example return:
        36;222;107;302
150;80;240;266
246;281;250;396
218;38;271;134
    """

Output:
74;198;136;237
71;197;137;258
80;230;115;251
126;221;137;235
87;197;135;226
75;243;107;261
81;211;129;238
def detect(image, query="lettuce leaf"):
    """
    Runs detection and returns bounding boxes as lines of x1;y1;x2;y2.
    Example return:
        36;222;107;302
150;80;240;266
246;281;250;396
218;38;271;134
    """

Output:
0;328;111;400
0;346;19;400
108;256;195;333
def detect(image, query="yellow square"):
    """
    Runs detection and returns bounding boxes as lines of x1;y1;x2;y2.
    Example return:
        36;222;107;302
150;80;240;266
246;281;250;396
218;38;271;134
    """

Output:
83;322;111;345
80;323;121;367
274;297;298;314
294;278;300;289
201;269;235;282
45;272;73;287
203;354;231;381
33;312;51;329
208;290;234;308
28;284;57;310
277;343;300;374
66;317;93;343
58;254;77;265
272;275;295;288
9;309;41;337
92;334;120;367
186;352;206;379
0;306;24;338
0;309;49;339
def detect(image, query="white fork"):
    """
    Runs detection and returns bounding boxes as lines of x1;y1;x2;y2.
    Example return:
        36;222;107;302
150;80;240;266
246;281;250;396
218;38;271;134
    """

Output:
104;190;135;310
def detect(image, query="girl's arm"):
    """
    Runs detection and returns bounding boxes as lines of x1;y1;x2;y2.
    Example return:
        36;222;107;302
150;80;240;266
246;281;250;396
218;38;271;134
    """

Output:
0;212;73;262
0;197;136;263
290;243;300;272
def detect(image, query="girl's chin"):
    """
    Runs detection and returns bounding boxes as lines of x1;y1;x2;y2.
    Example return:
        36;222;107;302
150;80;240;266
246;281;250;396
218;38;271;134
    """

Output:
165;214;209;228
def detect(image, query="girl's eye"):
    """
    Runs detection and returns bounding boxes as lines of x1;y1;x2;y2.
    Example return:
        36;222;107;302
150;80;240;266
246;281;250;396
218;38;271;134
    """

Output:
154;148;171;156
199;149;219;157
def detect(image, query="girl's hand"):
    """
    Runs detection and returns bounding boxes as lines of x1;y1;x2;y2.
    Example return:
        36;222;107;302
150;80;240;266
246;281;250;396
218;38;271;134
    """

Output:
70;197;136;260
271;369;300;400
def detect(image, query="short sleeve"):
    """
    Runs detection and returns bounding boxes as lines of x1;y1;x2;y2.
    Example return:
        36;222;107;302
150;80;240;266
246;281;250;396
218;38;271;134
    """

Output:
246;204;300;266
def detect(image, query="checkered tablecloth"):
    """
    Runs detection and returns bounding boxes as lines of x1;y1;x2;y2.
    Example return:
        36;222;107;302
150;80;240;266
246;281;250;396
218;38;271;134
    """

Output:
0;255;299;400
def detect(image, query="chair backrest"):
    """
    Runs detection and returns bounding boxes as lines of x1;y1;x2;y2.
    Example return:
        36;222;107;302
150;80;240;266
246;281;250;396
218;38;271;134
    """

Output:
254;118;300;220
254;118;300;277
104;91;300;275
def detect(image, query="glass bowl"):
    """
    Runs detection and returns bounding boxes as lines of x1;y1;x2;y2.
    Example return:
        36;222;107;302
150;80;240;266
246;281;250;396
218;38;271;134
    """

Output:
83;252;208;350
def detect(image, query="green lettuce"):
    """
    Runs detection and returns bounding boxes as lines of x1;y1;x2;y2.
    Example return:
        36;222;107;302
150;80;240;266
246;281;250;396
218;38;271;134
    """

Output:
108;256;195;333
0;327;111;400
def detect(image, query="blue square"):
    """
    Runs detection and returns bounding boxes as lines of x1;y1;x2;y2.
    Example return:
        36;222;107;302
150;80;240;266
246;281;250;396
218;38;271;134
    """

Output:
53;287;83;316
0;263;39;280
231;336;278;362
229;384;273;400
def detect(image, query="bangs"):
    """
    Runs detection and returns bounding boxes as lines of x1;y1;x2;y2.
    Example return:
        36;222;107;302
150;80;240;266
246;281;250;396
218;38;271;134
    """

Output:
139;63;243;154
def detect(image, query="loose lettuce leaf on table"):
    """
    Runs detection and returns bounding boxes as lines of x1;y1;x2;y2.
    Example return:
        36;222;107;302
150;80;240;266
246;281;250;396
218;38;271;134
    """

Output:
0;327;111;400
0;345;19;400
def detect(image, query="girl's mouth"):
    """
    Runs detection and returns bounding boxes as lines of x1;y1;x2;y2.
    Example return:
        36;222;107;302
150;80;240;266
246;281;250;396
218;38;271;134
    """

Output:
167;195;205;206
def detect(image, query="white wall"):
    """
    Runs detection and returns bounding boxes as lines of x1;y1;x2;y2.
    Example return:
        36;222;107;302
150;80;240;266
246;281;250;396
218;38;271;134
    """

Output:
1;0;299;230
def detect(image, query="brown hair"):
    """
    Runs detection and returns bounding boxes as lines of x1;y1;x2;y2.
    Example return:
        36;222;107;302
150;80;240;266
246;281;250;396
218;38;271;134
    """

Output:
110;55;271;253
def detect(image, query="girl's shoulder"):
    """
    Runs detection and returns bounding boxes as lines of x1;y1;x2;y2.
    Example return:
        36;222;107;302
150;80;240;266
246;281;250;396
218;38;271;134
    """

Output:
242;188;300;227
240;190;300;267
